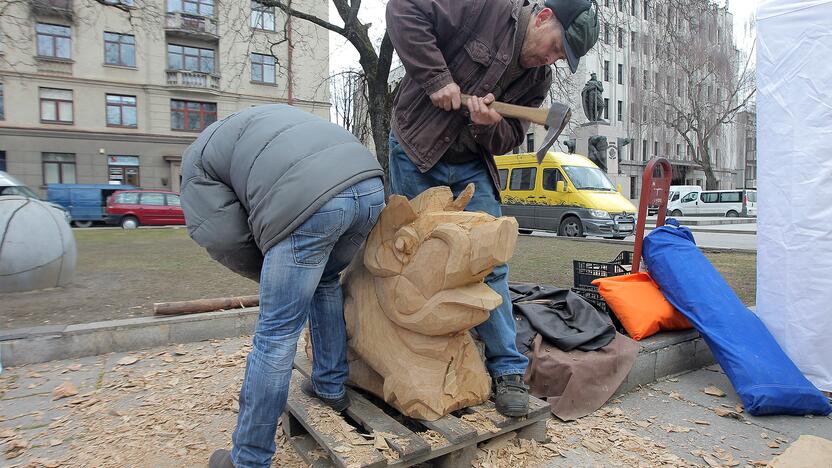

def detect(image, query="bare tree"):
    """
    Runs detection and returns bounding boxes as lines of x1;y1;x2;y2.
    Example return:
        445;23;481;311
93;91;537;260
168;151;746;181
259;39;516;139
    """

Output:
641;0;755;189
255;0;395;176
329;69;371;145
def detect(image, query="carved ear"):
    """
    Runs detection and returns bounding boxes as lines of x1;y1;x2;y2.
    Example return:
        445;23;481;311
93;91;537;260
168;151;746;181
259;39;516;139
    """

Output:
363;195;418;276
445;183;475;211
409;186;454;214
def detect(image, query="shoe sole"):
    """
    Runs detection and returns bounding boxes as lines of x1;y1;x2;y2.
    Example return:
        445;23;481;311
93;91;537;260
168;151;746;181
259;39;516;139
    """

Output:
495;403;530;418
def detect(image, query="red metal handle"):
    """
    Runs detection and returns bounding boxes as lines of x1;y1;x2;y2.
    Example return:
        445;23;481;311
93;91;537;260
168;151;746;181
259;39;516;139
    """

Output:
632;157;672;273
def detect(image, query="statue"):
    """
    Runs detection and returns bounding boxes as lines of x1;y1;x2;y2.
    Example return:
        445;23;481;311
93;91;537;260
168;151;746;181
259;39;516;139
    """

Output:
339;184;518;421
587;136;609;172
581;73;605;122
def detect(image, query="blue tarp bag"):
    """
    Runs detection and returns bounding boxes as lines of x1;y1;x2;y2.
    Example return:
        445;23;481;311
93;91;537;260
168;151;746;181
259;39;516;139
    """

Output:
643;222;831;416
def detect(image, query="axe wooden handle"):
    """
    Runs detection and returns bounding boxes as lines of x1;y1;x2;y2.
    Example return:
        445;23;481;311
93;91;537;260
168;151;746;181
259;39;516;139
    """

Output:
461;94;550;126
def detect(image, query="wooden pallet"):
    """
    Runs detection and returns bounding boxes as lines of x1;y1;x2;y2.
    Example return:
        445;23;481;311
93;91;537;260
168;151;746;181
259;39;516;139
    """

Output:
283;353;550;467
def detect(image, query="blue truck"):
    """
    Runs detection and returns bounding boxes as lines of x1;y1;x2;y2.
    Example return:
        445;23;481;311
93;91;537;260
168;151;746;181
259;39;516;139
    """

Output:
47;184;135;227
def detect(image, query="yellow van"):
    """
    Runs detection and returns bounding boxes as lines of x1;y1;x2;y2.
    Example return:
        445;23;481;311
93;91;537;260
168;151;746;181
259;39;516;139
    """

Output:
495;152;637;239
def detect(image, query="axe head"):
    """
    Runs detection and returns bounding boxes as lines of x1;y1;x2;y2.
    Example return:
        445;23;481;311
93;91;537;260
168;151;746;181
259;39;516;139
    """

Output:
535;102;572;164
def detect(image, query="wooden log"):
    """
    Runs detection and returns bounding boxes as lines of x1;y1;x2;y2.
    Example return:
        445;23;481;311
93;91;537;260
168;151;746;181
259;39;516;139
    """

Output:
153;295;259;315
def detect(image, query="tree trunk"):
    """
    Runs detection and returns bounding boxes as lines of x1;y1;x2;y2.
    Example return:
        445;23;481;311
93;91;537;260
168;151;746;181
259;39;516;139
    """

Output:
365;77;393;193
704;166;719;190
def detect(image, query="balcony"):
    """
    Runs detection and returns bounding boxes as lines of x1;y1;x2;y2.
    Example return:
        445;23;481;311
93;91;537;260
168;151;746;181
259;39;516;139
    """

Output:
166;70;220;91
31;0;74;19
165;12;219;41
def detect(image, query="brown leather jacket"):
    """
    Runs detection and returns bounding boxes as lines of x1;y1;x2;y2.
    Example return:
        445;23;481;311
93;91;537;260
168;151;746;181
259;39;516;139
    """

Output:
386;0;552;190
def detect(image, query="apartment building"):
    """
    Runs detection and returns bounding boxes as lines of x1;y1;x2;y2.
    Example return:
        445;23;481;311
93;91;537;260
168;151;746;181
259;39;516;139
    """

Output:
0;0;329;195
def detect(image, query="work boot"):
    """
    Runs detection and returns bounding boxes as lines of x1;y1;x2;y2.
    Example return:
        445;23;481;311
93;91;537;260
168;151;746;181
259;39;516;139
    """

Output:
493;374;530;417
300;378;351;412
208;449;234;468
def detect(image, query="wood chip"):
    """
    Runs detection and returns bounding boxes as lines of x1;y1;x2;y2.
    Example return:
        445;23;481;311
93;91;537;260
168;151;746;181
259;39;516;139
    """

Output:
735;404;744;413
373;434;390;451
661;424;692;433
714;407;743;419
761;432;769;439
701;454;721;467
635;420;652;428
0;428;17;439
117;356;140;366
581;438;604;453
703;385;726;397
694;420;711;425
28;458;61;468
482;432;517;452
768;442;780;449
52;381;79;400
49;438;63;446
669;391;683;400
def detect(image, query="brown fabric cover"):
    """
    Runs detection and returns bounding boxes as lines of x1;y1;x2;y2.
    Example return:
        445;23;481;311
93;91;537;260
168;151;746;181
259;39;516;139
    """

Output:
524;332;639;421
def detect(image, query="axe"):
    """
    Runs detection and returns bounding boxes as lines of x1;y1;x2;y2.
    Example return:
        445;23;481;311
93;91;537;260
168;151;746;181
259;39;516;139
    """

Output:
461;94;571;163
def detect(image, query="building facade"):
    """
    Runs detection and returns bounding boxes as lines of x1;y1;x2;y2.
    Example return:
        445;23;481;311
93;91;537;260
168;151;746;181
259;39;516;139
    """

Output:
0;0;329;196
522;0;744;198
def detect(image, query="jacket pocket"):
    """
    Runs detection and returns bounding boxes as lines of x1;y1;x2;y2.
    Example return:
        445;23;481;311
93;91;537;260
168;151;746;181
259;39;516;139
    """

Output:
451;38;492;85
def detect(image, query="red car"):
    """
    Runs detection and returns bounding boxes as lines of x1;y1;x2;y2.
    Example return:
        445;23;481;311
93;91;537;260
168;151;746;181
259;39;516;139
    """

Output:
106;190;186;229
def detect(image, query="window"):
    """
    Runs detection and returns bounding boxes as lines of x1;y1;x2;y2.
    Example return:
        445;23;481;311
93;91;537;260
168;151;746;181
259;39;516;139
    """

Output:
114;192;139;204
509;167;536;191
0;83;4;120
251;53;276;84
603;61;610;81
617;101;623;121
631;0;636;15
746;191;757;203
40;88;73;124
104;32;135;67
617;0;623;11
670;192;680;202
676;144;680;157
665;142;670;156
171;99;217;131
641;140;647;161
42;153;76;184
168;0;214;16
36;23;71;59
251;1;276;30
617;27;624;48
141;192;165;205
617;64;623;85
166;194;181;206
653;141;658;156
719;192;741;203
106;94;137;128
498;169;508;190
701;192;719;203
0;151;5;172
108;155;140;185
526;133;535;153
629;102;636;122
542;169;565;191
643;70;648;88
630;66;636;87
630;31;636;51
603;98;609;120
167;44;214;73
603;23;610;44
681;192;698;203
643;0;649;19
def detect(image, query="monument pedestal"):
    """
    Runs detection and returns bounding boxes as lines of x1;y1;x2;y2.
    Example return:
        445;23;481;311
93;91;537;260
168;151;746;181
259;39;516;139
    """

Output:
574;121;629;188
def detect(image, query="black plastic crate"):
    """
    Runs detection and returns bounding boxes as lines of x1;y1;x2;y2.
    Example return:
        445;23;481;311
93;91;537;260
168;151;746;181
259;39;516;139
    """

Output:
572;250;633;289
571;285;626;335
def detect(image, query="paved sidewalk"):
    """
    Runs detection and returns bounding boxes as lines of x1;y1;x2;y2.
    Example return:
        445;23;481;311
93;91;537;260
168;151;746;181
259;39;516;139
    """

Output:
2;337;830;467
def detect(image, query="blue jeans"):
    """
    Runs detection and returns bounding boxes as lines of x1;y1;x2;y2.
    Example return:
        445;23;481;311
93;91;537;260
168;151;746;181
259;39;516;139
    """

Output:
388;133;528;378
231;177;385;468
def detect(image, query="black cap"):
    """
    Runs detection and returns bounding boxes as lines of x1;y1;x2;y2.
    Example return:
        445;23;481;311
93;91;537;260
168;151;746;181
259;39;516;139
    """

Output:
544;0;600;73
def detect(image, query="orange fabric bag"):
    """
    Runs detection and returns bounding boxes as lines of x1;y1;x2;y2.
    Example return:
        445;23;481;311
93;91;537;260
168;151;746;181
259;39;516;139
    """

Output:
592;272;692;341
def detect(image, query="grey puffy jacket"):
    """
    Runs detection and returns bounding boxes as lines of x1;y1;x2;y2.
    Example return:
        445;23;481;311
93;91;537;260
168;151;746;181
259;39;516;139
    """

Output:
180;104;384;281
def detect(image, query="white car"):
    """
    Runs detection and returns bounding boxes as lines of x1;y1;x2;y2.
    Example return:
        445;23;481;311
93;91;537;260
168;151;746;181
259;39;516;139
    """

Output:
669;188;756;217
0;171;72;223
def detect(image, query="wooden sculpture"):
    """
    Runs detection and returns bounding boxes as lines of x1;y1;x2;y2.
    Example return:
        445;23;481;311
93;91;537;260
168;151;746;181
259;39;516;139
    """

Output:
340;184;519;421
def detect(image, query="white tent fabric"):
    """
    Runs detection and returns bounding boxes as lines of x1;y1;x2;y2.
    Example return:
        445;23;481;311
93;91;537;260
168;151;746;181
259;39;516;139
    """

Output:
757;0;832;392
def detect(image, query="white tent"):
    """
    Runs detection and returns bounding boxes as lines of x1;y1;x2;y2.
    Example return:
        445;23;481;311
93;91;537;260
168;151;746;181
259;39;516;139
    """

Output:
756;0;832;392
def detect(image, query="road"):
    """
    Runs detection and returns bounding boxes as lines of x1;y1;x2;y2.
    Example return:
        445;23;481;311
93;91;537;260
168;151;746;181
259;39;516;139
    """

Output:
526;223;758;251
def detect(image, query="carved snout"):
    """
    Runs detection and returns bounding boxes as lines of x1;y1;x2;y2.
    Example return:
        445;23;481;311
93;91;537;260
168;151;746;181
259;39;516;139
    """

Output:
468;217;519;276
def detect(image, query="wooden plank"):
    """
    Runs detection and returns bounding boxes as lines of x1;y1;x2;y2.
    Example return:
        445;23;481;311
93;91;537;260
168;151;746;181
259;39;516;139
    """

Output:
295;352;477;446
285;371;387;468
287;432;336;468
346;393;432;461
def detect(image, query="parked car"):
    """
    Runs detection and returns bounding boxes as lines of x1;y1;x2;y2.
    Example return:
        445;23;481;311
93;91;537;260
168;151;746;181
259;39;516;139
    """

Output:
1;171;71;223
47;184;135;227
648;185;702;216
667;188;757;217
105;190;186;229
495;152;637;239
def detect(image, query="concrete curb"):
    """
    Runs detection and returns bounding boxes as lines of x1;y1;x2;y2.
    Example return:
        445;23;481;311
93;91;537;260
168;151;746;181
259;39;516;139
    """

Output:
525;234;756;253
1;309;714;393
0;308;259;368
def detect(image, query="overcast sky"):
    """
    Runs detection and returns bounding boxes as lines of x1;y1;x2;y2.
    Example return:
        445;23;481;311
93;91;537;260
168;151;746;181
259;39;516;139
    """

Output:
328;0;758;75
